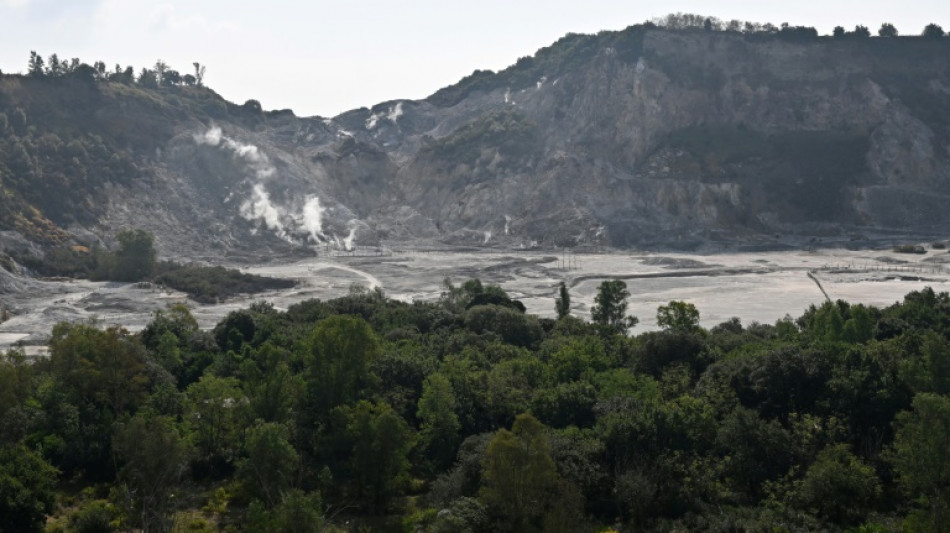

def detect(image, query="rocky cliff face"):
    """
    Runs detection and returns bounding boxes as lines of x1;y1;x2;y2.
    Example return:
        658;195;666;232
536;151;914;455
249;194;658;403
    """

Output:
3;27;950;256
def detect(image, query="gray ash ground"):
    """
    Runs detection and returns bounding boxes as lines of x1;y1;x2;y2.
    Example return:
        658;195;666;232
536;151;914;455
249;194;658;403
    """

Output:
3;247;950;356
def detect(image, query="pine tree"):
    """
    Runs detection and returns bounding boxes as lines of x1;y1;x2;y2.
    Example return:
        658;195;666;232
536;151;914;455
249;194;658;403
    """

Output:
555;281;571;319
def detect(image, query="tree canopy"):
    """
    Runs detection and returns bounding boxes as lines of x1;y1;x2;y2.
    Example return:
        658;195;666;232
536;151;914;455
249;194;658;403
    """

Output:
4;280;950;530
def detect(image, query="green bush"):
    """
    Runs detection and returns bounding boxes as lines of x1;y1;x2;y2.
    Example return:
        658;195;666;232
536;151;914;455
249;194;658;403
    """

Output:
154;264;295;303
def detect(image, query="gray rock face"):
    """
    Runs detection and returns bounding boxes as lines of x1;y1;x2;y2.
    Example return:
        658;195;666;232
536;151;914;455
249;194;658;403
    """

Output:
30;28;950;254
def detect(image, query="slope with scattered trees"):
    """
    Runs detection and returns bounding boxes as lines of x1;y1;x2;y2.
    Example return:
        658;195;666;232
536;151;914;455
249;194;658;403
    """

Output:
3;15;950;256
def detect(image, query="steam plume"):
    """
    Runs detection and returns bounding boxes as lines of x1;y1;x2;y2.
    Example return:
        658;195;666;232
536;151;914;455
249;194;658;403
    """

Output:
299;196;327;243
195;125;361;249
240;184;291;242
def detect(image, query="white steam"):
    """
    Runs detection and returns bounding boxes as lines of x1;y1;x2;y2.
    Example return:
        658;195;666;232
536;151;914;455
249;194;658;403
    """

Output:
635;58;646;75
365;103;404;130
240;183;288;240
504;215;512;235
343;224;358;250
195;125;362;248
197;127;223;145
299;196;326;242
483;231;492;244
195;126;274;179
387;103;403;122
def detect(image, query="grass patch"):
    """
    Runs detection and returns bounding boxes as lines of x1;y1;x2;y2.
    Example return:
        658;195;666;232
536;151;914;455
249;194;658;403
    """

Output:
893;244;927;254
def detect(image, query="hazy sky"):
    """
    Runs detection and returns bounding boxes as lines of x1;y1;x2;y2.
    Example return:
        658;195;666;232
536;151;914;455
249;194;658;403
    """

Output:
1;1;948;117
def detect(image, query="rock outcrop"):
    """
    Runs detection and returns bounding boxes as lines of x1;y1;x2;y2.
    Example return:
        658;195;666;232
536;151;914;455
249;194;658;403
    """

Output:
2;26;950;256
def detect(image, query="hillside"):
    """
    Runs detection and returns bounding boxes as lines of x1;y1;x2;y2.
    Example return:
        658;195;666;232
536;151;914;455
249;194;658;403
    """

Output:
2;24;950;259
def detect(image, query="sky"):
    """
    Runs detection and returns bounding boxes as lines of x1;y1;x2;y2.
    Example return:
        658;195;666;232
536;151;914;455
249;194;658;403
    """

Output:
1;1;948;117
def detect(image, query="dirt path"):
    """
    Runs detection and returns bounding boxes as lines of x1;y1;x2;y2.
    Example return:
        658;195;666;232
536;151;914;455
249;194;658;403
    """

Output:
308;262;382;290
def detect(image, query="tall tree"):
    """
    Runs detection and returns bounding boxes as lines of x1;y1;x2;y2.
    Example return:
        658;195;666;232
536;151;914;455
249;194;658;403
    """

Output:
345;401;415;512
27;51;44;77
238;421;299;509
417;373;461;470
115;414;193;532
153;59;169;85
46;53;61;76
113;228;156;281
591;279;638;335
890;393;950;531
186;375;246;474
555;281;571;319
300;315;379;415
479;413;560;532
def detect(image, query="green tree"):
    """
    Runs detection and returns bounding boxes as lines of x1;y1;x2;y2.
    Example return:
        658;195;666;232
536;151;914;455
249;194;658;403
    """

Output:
656;300;701;333
114;414;193;532
300;315;379;415
842;304;875;343
796;443;881;524
0;349;33;439
923;23;946;38
899;331;950;395
878;23;898;37
46;53;62;76
547;336;610;383
345;401;415;512
27;51;44;77
137;68;158;88
890;393;950;531
162;69;181;85
479;413;559;532
417;373;461;470
113;228;156;281
244;343;300;424
186;375;246;475
0;444;58;533
555;281;571;319
49;323;150;416
152;60;169;85
591;279;638;335
238;422;299;509
853;25;871;38
716;407;795;498
141;303;199;352
465;304;541;347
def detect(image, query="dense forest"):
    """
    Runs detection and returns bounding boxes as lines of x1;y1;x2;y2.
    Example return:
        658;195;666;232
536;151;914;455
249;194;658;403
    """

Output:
4;276;950;532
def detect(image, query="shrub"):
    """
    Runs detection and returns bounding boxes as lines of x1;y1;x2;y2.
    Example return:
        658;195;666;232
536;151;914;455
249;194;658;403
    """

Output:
154;264;294;303
893;244;926;254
